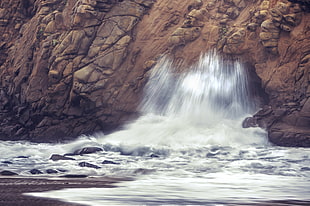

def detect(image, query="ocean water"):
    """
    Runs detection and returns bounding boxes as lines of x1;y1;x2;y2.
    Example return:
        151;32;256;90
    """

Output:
1;52;310;205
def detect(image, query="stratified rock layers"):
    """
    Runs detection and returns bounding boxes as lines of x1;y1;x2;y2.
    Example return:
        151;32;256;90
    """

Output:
0;0;309;146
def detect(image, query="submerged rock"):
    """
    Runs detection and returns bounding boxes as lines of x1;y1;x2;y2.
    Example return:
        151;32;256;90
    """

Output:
29;169;43;175
102;160;120;165
73;147;103;155
0;0;309;147
50;154;76;161
0;170;18;176
133;168;155;175
60;174;88;178
150;154;160;158
1;161;13;164
78;161;101;169
16;156;28;159
46;169;58;174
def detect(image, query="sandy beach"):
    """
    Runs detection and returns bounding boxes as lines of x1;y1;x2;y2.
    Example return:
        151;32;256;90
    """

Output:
0;176;130;206
1;176;310;206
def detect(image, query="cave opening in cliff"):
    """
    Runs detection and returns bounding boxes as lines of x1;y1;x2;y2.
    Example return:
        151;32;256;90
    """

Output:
2;52;310;206
244;61;269;108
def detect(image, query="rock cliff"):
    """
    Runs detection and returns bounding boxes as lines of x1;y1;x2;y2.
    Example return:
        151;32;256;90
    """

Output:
0;0;309;146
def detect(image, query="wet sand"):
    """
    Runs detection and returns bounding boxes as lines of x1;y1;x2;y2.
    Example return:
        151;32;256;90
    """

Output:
1;176;310;206
0;176;131;206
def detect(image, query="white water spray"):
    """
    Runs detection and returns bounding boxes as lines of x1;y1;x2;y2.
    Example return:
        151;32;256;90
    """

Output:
10;52;310;205
141;51;255;120
98;51;267;148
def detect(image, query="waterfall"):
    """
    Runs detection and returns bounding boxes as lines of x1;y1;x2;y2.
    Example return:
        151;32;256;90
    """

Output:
141;51;255;124
98;51;267;148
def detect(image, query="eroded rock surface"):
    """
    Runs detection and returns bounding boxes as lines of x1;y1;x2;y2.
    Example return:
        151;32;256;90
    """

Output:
0;0;309;146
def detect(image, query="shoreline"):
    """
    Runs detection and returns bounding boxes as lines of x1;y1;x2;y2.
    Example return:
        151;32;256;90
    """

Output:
0;176;131;206
1;176;310;205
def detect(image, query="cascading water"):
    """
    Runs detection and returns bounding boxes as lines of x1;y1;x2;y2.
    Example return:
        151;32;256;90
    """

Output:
1;52;310;205
96;51;267;148
141;51;254;119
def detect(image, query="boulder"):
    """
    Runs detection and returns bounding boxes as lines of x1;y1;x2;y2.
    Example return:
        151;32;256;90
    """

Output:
29;169;43;175
78;161;101;169
102;160;120;165
50;154;76;161
0;0;309;148
0;170;18;176
46;169;58;174
73;147;103;155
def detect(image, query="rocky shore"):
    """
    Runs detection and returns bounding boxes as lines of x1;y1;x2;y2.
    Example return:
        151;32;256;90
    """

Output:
0;176;129;206
1;177;310;206
0;0;309;146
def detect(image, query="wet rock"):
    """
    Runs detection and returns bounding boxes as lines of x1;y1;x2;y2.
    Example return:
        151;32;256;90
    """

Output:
150;154;160;158
60;174;88;178
46;169;58;174
73;147;103;155
57;169;68;173
1;161;13;164
29;169;43;175
242;117;258;128
301;167;310;171
0;170;18;176
269;125;310;147
79;161;101;169
102;160;120;165
133;168;155;175
0;0;309;148
50;154;76;161
16;156;29;159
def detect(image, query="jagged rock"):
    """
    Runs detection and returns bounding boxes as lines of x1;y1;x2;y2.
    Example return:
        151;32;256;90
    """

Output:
134;0;155;8
169;27;201;46
260;0;270;10
0;0;309;147
242;117;258;128
226;7;239;19
187;0;203;11
73;147;103;155
247;23;258;31
223;28;246;54
143;60;157;70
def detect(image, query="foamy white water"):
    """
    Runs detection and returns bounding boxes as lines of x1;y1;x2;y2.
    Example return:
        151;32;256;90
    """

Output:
1;52;310;205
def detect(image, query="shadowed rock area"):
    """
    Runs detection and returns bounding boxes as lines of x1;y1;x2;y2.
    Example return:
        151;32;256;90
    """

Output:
0;0;309;146
0;177;127;206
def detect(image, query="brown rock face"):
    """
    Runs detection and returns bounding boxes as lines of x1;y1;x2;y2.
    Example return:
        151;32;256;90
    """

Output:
0;0;309;146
